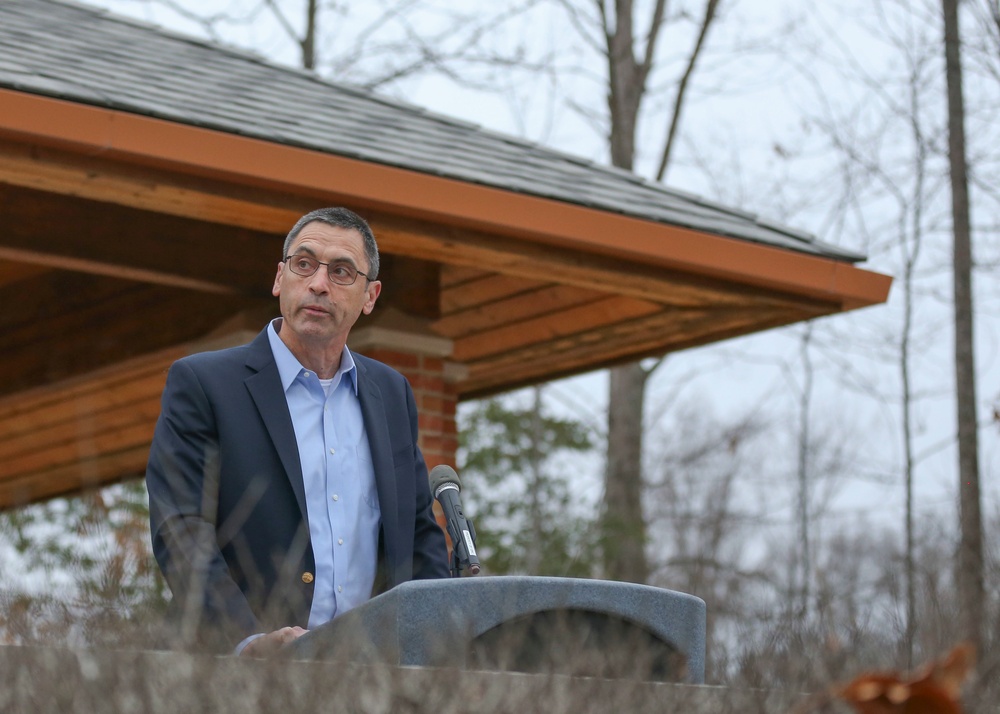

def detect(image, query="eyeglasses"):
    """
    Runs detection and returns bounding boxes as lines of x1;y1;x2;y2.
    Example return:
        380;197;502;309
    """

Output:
283;254;372;286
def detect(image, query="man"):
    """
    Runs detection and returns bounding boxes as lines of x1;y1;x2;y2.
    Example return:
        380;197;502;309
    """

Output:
147;207;450;655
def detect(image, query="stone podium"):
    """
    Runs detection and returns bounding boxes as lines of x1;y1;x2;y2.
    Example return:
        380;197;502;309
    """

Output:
285;576;706;683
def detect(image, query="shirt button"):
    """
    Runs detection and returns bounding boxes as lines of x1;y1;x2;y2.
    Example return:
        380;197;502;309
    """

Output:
301;572;314;584
303;371;311;378
338;538;344;545
337;585;343;593
332;494;339;501
329;448;335;455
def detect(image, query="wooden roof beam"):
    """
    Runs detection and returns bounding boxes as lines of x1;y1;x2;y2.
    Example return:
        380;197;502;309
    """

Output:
0;182;278;295
0;139;840;314
460;303;808;396
0;333;257;509
0;91;892;313
0;273;263;396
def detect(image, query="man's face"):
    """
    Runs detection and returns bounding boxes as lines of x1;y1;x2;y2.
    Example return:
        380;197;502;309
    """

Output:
272;222;381;351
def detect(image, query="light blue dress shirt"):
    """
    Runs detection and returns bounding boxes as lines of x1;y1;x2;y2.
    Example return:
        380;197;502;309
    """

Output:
267;319;381;629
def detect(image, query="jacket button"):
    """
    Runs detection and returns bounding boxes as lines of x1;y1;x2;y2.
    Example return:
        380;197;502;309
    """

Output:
301;572;314;584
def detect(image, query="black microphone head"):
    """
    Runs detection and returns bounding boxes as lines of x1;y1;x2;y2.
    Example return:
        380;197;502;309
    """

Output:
429;464;461;495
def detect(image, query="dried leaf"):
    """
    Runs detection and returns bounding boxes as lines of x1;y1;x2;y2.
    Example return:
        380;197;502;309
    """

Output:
837;643;975;714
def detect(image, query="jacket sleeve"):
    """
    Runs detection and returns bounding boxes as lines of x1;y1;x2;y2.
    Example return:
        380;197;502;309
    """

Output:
403;379;451;581
146;359;262;651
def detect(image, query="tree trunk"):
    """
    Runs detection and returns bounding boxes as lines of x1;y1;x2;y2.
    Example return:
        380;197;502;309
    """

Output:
942;0;983;655
302;0;318;70
526;386;545;573
602;362;650;582
900;65;929;669
599;0;652;582
795;325;814;620
600;0;719;584
604;0;642;171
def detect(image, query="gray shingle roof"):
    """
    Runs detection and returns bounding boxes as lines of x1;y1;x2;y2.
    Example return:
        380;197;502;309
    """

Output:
0;0;863;262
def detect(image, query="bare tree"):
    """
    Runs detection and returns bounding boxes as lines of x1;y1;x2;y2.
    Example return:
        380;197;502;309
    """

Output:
811;2;941;665
562;0;725;584
794;325;814;621
965;0;1000;83
260;0;318;69
644;399;768;679
941;0;984;656
897;41;935;666
106;0;547;91
745;0;991;668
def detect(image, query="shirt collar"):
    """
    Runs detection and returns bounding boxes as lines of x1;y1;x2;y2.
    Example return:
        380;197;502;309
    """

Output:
267;318;358;395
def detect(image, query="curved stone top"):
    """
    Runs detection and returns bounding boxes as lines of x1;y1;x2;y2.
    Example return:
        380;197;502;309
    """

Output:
288;576;707;683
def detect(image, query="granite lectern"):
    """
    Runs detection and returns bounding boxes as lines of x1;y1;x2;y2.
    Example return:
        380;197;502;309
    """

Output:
285;576;706;683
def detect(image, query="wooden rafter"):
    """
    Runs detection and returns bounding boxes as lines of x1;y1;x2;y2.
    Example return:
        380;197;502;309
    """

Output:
460;303;805;396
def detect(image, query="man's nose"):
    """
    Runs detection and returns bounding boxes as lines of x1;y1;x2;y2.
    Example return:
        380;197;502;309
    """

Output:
307;267;330;292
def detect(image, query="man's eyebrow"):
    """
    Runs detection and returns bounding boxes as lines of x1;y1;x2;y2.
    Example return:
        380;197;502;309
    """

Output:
332;257;359;268
291;246;360;269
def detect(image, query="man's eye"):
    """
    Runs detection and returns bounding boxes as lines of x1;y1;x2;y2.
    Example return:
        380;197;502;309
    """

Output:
330;263;354;278
294;257;316;271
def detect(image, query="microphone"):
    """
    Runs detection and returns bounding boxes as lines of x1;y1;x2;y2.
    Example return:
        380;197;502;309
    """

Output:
429;465;481;576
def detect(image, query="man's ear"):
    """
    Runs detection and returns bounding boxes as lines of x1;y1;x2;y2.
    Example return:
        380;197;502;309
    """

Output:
362;280;382;315
272;262;284;297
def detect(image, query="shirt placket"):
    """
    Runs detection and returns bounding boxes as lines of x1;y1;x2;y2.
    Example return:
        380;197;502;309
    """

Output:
325;379;346;614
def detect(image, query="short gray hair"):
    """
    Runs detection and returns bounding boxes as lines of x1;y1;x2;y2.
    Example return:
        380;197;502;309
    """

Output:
282;207;380;280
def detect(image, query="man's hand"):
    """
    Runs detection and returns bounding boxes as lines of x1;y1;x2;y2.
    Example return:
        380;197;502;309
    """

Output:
240;626;308;657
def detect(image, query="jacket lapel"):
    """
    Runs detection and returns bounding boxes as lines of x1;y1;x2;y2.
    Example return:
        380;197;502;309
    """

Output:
356;359;399;570
243;328;308;521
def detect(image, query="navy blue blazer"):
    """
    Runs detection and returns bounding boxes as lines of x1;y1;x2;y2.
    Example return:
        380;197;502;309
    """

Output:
146;327;449;651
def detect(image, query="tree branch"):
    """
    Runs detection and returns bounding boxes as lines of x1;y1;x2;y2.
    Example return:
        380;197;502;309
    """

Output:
654;0;721;182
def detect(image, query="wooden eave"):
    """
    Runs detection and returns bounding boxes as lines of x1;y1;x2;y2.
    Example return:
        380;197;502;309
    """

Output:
0;89;892;507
